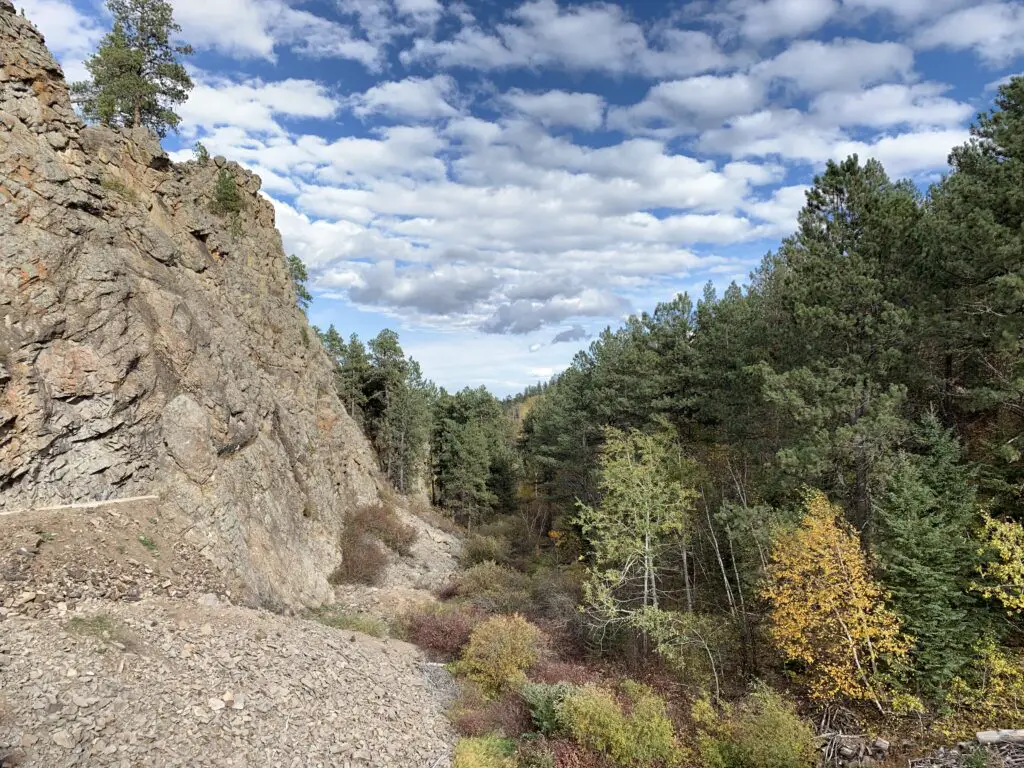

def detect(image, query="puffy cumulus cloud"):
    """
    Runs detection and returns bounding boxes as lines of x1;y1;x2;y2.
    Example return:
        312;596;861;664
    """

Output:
702;107;968;177
754;39;915;94
168;0;379;65
810;83;973;129
551;325;590;344
607;74;765;136
501;89;606;131
730;0;839;42
403;0;729;77
350;75;460;121
914;3;1024;64
21;0;106;82
179;75;341;135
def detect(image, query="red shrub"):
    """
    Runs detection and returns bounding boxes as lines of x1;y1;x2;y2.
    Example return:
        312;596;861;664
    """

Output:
452;691;531;738
402;602;485;660
331;533;388;585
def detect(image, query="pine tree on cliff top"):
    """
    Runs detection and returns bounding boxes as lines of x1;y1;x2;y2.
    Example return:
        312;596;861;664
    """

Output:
71;0;193;138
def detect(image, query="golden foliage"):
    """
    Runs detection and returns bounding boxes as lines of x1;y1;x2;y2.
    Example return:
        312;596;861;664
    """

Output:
972;513;1024;613
938;639;1024;737
761;490;911;705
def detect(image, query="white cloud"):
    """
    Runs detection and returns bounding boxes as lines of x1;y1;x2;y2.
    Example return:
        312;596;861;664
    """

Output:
168;0;380;66
811;83;973;129
351;75;460;121
403;0;730;77
21;0;105;81
754;38;915;93
394;0;443;25
179;75;340;135
608;74;765;136
914;3;1024;64
842;0;969;23
734;0;839;42
501;89;605;130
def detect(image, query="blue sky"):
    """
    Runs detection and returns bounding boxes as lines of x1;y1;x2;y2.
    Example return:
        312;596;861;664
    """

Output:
22;0;1024;395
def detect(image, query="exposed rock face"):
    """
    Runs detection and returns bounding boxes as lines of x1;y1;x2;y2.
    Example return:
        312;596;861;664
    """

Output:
0;3;384;607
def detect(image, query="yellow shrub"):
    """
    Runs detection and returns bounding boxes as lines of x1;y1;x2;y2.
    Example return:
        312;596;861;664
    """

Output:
939;639;1024;737
694;685;816;768
460;614;544;695
453;736;517;768
557;682;684;767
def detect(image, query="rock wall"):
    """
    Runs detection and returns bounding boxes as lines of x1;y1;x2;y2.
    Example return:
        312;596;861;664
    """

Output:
0;1;385;608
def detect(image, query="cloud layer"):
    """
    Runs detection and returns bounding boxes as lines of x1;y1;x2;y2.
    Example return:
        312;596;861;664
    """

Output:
29;0;1020;389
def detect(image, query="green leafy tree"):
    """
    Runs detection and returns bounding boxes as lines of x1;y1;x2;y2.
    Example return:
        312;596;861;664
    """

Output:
287;255;312;312
71;0;193;137
192;141;209;164
575;428;696;642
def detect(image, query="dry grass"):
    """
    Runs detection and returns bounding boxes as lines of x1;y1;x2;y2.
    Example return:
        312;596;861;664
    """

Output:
65;614;141;653
331;533;389;586
307;608;388;638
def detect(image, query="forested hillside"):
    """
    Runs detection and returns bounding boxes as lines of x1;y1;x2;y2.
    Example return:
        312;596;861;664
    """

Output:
514;77;1024;725
313;77;1024;765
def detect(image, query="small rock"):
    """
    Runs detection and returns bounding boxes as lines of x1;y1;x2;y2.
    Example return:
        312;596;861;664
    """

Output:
20;733;39;747
198;593;220;608
52;730;75;749
208;698;225;711
872;738;890;752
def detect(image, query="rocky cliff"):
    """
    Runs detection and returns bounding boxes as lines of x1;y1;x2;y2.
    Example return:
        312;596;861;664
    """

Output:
0;0;386;608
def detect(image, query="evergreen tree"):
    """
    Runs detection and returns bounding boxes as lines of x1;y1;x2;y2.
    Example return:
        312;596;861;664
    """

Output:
922;76;1024;511
287;255;312;312
71;0;193;137
874;416;983;695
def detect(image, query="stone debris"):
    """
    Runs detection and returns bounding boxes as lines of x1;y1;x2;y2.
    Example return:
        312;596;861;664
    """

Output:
0;597;455;767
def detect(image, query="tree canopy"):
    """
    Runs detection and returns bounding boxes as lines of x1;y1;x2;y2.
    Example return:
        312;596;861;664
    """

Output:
71;0;193;137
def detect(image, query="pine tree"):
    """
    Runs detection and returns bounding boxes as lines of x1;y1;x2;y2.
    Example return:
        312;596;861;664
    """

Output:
874;416;983;696
287;255;312;312
71;0;193;137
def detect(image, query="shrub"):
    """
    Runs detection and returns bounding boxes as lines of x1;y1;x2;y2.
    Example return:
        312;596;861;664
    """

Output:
402;602;486;660
211;168;242;215
451;683;532;738
461;614;545;695
463;534;512;566
693;685;816;768
453;736;517;768
331;533;388;585
350;503;418;556
448;562;532;613
522;683;576;736
516;737;557;768
557;682;683;767
193;141;210;164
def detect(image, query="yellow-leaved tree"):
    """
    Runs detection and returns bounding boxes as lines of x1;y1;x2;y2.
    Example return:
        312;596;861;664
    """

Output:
972;512;1024;614
761;490;911;709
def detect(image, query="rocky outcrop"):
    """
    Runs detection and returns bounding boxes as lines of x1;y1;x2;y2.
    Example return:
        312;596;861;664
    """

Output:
0;2;386;608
